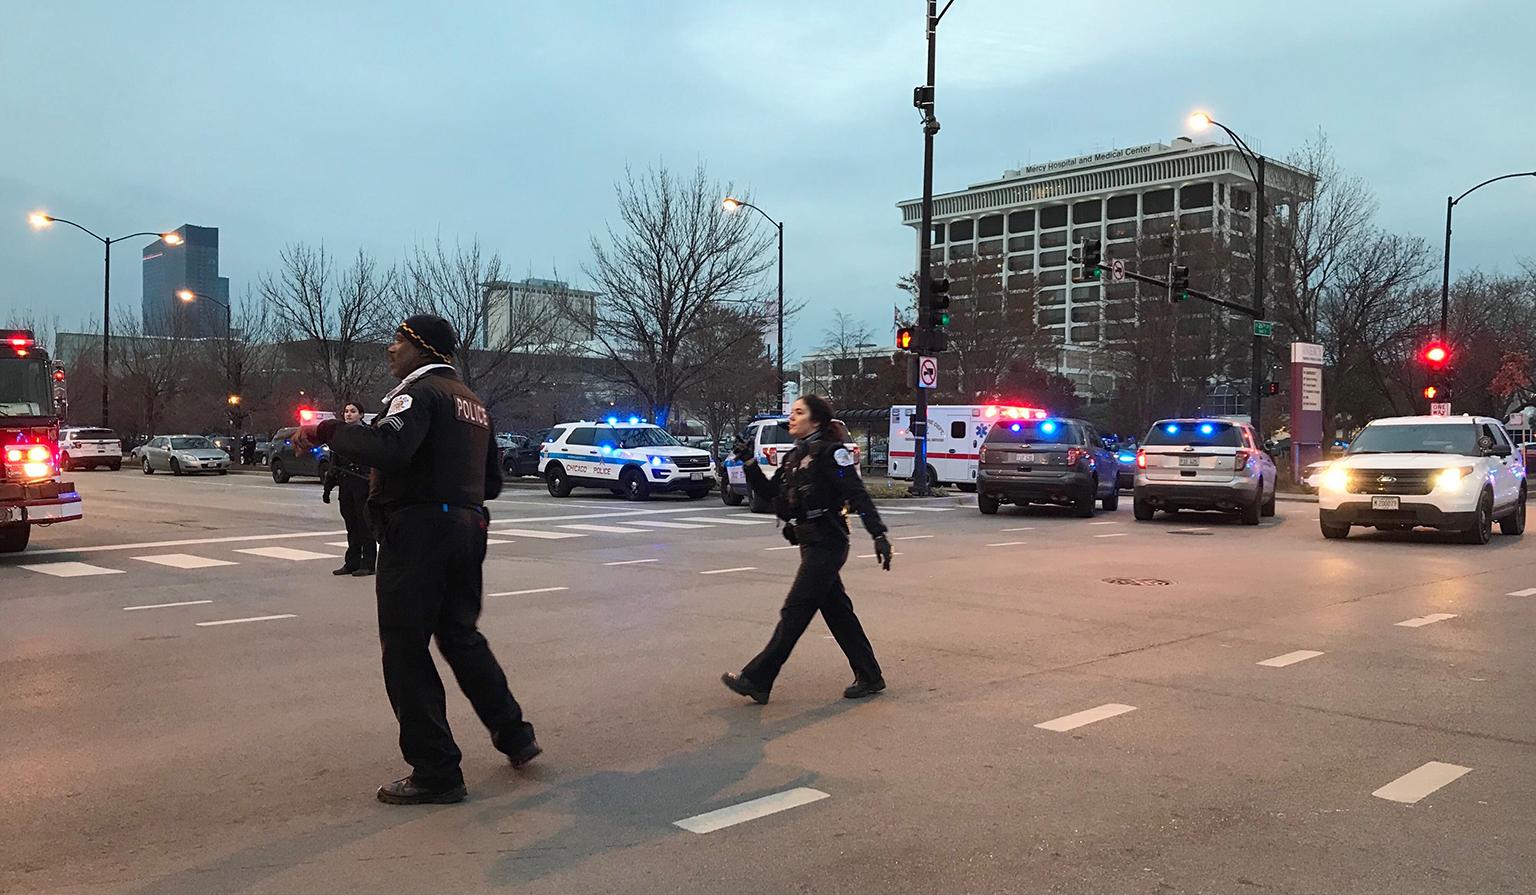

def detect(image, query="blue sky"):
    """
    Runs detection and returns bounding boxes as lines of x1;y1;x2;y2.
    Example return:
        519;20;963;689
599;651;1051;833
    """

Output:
3;1;1531;356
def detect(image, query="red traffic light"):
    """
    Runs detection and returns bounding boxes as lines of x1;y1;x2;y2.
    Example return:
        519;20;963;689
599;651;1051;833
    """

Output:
896;326;915;351
1422;342;1449;367
52;368;66;382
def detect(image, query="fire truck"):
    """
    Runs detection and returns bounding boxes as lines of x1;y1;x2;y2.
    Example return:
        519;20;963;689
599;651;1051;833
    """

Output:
0;330;82;552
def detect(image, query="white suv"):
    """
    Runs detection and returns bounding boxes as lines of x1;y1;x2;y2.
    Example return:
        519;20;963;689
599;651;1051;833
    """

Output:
1133;418;1277;525
58;427;123;471
1317;415;1527;544
539;420;716;500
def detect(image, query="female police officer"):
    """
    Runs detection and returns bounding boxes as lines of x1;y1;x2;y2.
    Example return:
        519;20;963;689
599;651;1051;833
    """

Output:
721;394;893;704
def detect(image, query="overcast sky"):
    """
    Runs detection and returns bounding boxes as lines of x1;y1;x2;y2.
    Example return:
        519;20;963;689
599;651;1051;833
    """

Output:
3;1;1531;356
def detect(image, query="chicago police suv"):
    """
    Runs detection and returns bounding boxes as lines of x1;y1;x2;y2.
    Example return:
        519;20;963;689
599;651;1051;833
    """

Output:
539;419;716;501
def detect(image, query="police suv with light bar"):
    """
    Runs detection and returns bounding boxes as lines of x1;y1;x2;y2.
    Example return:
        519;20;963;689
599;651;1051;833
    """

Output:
539;418;716;501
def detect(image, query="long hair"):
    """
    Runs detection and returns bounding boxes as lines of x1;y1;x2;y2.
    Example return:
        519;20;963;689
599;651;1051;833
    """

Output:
342;400;364;417
798;394;834;427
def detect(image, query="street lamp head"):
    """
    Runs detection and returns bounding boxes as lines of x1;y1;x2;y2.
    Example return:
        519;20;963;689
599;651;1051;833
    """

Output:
722;197;742;212
227;394;241;406
1187;110;1214;131
28;212;53;229
161;232;184;246
177;289;196;303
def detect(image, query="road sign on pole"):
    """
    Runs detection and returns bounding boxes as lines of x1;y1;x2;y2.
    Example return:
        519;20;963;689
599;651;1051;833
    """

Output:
1430;402;1452;417
1110;259;1126;282
1253;320;1274;338
918;355;938;390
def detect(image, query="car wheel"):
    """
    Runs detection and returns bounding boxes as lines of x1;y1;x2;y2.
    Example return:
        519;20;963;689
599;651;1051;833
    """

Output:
60;452;72;471
170;458;184;476
722;485;744;506
1240;484;1262;526
142;457;154;475
1460;490;1494;544
978;492;999;515
956;482;977;493
1073;481;1096;518
621;468;650;501
1499;487;1526;536
545;464;573;497
1133;497;1154;521
1261;488;1277;517
109;460;121;471
1101;487;1120;512
0;523;30;553
1320;521;1350;539
685;488;709;500
271;459;290;484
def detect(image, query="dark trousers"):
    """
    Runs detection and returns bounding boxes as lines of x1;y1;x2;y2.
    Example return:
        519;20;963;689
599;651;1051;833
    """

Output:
741;538;882;689
375;505;534;788
338;479;376;571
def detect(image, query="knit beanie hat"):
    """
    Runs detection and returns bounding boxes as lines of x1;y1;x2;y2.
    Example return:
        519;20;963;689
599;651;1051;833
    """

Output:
397;314;456;364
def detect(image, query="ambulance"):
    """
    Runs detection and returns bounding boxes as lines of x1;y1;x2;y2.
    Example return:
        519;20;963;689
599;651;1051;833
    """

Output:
887;404;1048;490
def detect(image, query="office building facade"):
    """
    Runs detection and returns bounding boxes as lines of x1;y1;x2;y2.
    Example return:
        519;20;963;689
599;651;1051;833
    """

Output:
142;225;229;337
482;277;599;352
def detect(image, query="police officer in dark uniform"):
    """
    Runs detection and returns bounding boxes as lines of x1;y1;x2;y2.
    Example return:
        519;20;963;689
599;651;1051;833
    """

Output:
301;314;539;805
322;401;376;577
721;394;893;704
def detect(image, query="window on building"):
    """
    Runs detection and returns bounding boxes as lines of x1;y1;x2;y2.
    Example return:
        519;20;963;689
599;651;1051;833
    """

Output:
949;219;974;241
1039;249;1068;268
1072;200;1102;223
1107;220;1138;241
1142;188;1175;214
1179;211;1214;231
1231;188;1251;213
1071;324;1098;342
1007;254;1033;272
1041;205;1068;228
1039;269;1067;287
1072;226;1101;244
977;238;1005;257
1037;288;1065;306
1039;229;1068;248
1105;281;1136;301
1007;234;1034;253
932;223;946;243
1071;285;1100;304
1039;307;1066;326
1179;183;1214;210
1104;302;1135;320
1107;195;1137;219
949;243;973;259
1008;210;1035;233
1071;304;1100;323
978;215;1004;238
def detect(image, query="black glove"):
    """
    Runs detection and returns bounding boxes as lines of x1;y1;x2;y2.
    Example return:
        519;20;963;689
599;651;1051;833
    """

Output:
781;523;799;546
731;437;753;462
872;534;892;571
322;489;332;505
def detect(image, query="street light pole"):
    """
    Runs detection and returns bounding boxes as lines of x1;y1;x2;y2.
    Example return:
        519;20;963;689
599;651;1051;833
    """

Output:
912;0;954;497
721;197;785;411
1439;171;1536;341
29;214;180;428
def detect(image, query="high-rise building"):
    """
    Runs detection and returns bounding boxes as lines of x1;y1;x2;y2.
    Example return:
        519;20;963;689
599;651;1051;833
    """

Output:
897;138;1315;400
482;277;598;352
142;224;229;337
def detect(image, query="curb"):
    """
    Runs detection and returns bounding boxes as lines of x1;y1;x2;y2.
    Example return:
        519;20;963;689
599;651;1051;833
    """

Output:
1276;491;1319;504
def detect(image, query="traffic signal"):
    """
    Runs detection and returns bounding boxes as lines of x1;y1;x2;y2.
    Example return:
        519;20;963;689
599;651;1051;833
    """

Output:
896;326;915;351
1421;341;1450;371
1423;385;1440;401
1265;381;1280;396
1169;265;1191;302
52;367;66;383
1074;238;1102;281
928;277;951;352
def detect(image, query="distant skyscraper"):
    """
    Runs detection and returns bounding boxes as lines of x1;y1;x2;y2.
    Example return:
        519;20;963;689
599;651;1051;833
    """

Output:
142;224;229;337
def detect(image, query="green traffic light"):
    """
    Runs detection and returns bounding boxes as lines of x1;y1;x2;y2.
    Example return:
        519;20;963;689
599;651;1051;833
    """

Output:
939;311;950;326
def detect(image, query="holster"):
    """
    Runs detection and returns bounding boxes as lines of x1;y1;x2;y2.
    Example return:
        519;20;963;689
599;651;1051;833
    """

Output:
781;522;799;545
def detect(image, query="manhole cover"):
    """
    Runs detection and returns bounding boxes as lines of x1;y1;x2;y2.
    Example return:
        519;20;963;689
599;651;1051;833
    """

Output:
1102;577;1172;587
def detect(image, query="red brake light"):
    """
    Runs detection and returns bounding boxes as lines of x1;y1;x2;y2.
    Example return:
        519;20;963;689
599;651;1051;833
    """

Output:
1135;450;1147;469
1065;447;1085;467
6;336;33;348
1234;449;1252;470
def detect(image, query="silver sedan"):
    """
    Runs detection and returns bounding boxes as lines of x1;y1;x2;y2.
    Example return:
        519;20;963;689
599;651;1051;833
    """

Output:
140;435;231;476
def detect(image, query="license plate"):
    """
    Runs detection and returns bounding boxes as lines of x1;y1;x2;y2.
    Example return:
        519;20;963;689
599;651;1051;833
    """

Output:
1179;456;1200;467
2;506;21;523
1371;496;1400;510
690;472;703;480
1018;453;1035;464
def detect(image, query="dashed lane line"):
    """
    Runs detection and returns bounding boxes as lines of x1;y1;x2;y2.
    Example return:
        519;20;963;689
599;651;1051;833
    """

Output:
1507;587;1536;597
632;520;713;529
1257;649;1325;668
678;517;774;526
1035;703;1137;733
124;600;214;612
894;535;933;540
1395;613;1457;628
1372;762;1471;804
986;541;1028;548
195;614;297;627
604;559;659;566
674;788;830;834
490;587;569;597
1093;533;1129;539
700;567;757;575
1001;527;1035;532
492;529;584;540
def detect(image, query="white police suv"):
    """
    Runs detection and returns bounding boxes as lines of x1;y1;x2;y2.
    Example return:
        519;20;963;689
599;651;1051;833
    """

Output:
1317;415;1526;544
539;419;716;501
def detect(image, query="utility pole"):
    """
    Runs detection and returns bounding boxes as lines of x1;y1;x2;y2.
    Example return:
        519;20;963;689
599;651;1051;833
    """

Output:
912;0;953;496
1251;153;1266;433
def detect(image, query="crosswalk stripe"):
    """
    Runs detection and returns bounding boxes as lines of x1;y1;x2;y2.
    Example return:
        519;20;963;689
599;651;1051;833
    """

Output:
132;553;237;570
680;517;773;525
674;787;829;834
635;520;713;529
196;614;297;627
490;586;569;596
1035;703;1137;732
19;562;125;578
1257;649;1325;668
124;600;214;611
235;547;338;562
1395;613;1457;628
492;528;585;540
560;524;654;534
701;567;756;575
1372;762;1471;804
1506;587;1536;597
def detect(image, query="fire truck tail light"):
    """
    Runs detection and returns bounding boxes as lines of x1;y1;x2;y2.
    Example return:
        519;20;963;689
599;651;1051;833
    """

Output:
26;446;50;462
4;448;20;463
22;462;51;479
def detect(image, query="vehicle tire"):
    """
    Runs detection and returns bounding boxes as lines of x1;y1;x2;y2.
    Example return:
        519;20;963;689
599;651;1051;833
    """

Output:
1499;487;1527;536
142;457;155;475
926;465;939;489
685;488;709;500
620;468;650;501
1240;487;1261;525
109;460;121;471
170;458;184;477
957;482;977;493
722;486;744;506
1101;488;1120;512
60;452;72;471
1460;490;1494;545
1133;497;1154;521
1261;487;1277;518
0;523;29;553
271;459;290;484
978;492;1000;515
545;464;573;497
1073;481;1096;517
1320;521;1350;539
217;469;229;476
749;490;772;514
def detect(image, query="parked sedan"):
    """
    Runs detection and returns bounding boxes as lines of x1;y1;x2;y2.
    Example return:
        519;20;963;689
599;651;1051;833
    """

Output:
498;434;541;478
140;435;231;476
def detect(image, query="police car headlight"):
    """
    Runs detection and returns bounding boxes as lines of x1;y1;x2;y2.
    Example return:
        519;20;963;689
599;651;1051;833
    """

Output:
1321;466;1350;492
648;455;667;467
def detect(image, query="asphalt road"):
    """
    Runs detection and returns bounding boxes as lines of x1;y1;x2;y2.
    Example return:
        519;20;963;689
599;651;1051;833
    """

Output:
3;468;1534;894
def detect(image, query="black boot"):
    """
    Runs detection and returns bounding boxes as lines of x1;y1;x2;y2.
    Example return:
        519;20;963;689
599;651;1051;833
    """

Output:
843;677;886;699
332;566;356;576
376;776;466;805
505;737;542;769
721;671;770;705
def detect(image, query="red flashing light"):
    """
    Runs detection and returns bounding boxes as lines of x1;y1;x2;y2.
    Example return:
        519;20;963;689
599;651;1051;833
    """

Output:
6;336;34;348
52;368;66;382
298;408;316;423
1422;342;1450;368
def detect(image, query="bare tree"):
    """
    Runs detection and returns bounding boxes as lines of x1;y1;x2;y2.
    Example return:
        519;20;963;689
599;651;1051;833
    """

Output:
679;306;776;450
111;309;192;438
260;244;391;408
583;163;775;426
802;311;880;407
196;286;282;432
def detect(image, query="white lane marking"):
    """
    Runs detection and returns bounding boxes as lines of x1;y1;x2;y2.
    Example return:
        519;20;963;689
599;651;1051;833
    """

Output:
124;599;214;612
1089;521;1119;526
1257;649;1325;668
701;567;757;575
1169;527;1211;533
19;562;125;578
1093;533;1128;539
894;535;933;541
196;614;297;627
1395;613;1458;628
1372;762;1472;804
764;545;797;551
490;587;569;597
674;787;829;834
484;538;513;545
633;520;712;529
235;546;338;562
1002;527;1036;532
1507;587;1536;597
903;506;954;512
1035;703;1137;733
132;553;237;570
680;517;773;526
325;541;351;548
857;552;904;559
877;509;913;515
559;524;654;534
604;559;659;566
987;541;1028;548
493;529;585;540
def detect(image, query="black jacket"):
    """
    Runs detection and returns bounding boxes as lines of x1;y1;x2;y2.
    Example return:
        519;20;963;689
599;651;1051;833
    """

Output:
316;366;501;511
744;426;885;540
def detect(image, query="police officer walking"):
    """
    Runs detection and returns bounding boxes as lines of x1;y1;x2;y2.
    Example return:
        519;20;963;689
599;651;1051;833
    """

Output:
302;314;539;805
721;394;892;705
322;401;376;577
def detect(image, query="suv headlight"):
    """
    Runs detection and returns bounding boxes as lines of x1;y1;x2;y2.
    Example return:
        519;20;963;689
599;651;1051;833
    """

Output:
1321;466;1350;492
1436;467;1473;490
647;455;667;467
